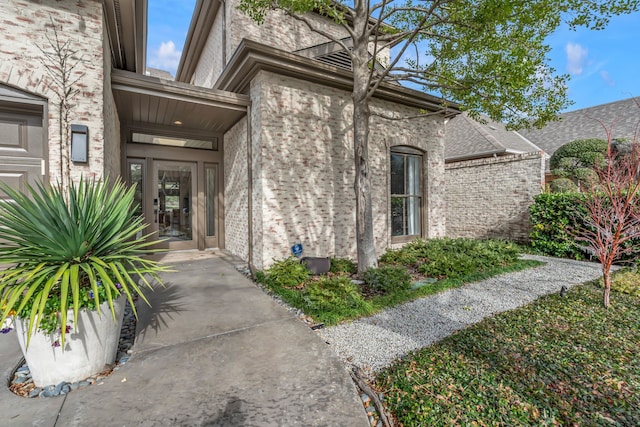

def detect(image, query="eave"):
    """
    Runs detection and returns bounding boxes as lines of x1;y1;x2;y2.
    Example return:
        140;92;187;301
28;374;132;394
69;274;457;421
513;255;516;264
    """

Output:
104;0;147;73
216;39;459;115
112;69;250;134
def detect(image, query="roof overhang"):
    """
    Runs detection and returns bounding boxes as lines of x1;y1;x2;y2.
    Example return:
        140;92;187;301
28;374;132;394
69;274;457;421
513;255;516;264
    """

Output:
112;70;250;134
104;0;147;73
216;39;460;115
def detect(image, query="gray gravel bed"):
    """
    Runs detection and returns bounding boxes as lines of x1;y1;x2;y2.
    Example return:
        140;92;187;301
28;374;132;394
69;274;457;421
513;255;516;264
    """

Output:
317;255;604;374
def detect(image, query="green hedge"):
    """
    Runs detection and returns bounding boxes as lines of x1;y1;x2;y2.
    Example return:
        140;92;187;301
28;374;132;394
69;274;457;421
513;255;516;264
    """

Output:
529;192;588;259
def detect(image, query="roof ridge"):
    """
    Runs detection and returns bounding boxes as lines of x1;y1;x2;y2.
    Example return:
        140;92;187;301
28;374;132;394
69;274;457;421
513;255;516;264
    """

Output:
463;113;506;151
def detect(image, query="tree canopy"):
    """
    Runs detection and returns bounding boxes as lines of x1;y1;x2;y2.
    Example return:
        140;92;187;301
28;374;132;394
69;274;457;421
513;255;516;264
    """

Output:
239;0;640;129
238;0;639;271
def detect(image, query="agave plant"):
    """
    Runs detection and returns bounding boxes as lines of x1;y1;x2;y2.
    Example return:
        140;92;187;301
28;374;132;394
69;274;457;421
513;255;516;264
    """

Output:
0;178;169;346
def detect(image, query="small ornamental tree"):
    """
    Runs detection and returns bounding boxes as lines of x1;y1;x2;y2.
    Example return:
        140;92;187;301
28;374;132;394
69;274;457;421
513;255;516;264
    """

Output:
550;138;608;189
573;126;640;308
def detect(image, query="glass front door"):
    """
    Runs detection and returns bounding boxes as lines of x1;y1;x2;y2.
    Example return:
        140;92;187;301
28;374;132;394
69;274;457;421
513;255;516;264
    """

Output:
154;160;197;249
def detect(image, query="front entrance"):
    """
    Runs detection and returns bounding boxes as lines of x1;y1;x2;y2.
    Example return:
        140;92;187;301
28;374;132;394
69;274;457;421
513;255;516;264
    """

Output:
127;143;222;251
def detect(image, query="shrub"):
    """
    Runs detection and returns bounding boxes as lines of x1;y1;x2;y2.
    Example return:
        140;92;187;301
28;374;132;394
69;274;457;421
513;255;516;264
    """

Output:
381;238;520;279
609;269;640;297
363;266;412;293
550;138;608;184
549;177;578;193
302;276;372;323
529;192;588;259
256;257;310;290
329;257;357;274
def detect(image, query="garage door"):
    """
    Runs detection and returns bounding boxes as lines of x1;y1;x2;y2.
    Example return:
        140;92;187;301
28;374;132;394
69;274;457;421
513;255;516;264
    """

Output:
0;107;45;198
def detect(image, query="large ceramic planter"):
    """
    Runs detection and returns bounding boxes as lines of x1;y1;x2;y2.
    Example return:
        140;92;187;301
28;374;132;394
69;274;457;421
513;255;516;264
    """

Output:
14;297;125;387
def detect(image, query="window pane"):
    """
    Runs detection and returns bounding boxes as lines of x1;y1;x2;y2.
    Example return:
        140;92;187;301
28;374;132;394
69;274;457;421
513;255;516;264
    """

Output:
128;162;144;218
391;197;405;236
205;165;216;236
132;132;217;150
406;156;421;196
407;196;421;235
390;154;405;195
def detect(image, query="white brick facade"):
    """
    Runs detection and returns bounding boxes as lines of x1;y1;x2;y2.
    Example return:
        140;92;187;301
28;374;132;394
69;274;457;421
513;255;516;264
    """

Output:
445;152;545;242
242;71;445;269
0;0;114;183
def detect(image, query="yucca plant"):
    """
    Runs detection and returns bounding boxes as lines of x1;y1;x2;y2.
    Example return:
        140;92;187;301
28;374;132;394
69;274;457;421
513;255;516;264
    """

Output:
0;177;169;347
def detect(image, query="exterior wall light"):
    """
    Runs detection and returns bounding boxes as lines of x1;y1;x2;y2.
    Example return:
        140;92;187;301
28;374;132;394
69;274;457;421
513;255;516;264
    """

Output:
70;124;88;163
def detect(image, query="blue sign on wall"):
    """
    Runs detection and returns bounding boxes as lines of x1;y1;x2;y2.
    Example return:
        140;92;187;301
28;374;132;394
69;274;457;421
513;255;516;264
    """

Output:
291;243;303;257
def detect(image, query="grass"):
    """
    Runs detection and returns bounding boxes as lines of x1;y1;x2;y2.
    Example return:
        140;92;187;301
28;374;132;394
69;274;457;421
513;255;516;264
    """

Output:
255;238;542;326
375;278;640;426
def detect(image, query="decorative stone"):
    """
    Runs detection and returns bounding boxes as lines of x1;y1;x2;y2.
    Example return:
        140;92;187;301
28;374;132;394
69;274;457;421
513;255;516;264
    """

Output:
39;389;54;398
29;388;41;398
54;382;68;395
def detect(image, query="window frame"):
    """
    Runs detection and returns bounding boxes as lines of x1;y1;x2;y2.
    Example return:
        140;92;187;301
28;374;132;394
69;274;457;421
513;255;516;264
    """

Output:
390;146;424;244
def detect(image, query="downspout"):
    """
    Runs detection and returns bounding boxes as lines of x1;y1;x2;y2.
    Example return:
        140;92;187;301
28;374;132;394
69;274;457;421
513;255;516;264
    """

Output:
247;104;254;274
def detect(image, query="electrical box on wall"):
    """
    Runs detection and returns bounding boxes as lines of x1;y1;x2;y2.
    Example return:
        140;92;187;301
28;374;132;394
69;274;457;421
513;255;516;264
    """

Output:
70;124;88;163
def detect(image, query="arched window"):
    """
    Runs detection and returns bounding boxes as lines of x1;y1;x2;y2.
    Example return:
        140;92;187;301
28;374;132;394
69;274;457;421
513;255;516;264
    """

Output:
390;146;422;240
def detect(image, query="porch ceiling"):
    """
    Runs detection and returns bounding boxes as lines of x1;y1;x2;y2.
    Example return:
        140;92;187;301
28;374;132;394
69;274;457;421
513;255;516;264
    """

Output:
111;70;250;134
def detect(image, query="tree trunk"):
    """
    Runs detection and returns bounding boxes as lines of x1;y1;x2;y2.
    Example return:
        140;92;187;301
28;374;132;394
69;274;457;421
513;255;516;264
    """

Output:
352;1;377;273
603;268;611;308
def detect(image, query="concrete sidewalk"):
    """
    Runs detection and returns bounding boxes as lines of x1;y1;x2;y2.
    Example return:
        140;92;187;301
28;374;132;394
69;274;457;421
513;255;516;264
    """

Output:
0;252;368;426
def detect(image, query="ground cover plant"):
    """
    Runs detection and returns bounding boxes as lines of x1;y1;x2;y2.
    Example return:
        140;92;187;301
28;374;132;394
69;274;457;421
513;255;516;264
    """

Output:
376;275;640;426
256;238;541;325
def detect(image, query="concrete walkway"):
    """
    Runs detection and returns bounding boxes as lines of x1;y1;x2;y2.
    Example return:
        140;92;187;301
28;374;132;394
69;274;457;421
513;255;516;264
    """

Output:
0;252;368;426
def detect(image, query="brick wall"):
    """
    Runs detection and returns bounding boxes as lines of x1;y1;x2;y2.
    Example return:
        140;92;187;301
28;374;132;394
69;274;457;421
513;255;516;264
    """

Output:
0;0;107;182
249;71;445;269
192;0;349;88
227;3;348;65
191;9;224;88
445;152;545;242
223;117;249;261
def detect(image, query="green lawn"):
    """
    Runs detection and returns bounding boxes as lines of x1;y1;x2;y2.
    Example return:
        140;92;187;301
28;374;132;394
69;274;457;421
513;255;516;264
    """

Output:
376;281;640;426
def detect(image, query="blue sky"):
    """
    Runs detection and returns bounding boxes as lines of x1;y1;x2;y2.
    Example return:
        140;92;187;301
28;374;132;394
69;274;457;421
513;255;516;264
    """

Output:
146;1;639;112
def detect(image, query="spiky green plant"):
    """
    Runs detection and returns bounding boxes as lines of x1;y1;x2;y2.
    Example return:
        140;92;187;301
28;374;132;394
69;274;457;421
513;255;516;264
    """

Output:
0;178;169;347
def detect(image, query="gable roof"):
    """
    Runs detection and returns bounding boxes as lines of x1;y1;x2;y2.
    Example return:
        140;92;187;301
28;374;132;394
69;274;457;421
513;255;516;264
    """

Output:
521;97;640;165
445;113;541;162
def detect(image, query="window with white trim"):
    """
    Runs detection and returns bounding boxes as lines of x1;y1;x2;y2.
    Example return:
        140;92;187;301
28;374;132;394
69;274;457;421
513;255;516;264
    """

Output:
390;147;422;239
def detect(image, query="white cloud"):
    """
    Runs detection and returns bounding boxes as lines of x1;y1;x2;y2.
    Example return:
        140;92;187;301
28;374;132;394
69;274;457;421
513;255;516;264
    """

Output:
599;70;615;86
565;42;588;75
147;41;182;75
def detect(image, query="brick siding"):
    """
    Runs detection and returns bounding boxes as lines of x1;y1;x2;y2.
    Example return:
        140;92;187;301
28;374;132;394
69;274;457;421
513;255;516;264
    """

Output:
248;71;445;269
445;152;545;242
0;0;109;182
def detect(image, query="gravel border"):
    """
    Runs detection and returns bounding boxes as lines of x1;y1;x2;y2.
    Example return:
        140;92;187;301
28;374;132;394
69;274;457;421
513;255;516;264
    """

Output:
317;255;604;374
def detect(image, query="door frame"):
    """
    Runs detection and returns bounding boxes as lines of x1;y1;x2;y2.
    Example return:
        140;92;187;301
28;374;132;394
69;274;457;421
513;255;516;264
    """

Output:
125;142;224;251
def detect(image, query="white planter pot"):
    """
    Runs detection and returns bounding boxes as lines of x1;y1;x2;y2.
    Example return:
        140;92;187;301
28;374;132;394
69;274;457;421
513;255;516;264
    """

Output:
15;297;126;387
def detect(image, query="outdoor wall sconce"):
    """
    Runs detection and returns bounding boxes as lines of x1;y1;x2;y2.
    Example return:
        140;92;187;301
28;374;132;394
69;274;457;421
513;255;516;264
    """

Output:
70;124;88;163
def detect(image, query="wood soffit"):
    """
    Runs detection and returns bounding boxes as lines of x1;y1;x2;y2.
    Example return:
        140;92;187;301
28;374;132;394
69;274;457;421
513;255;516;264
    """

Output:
111;69;250;133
